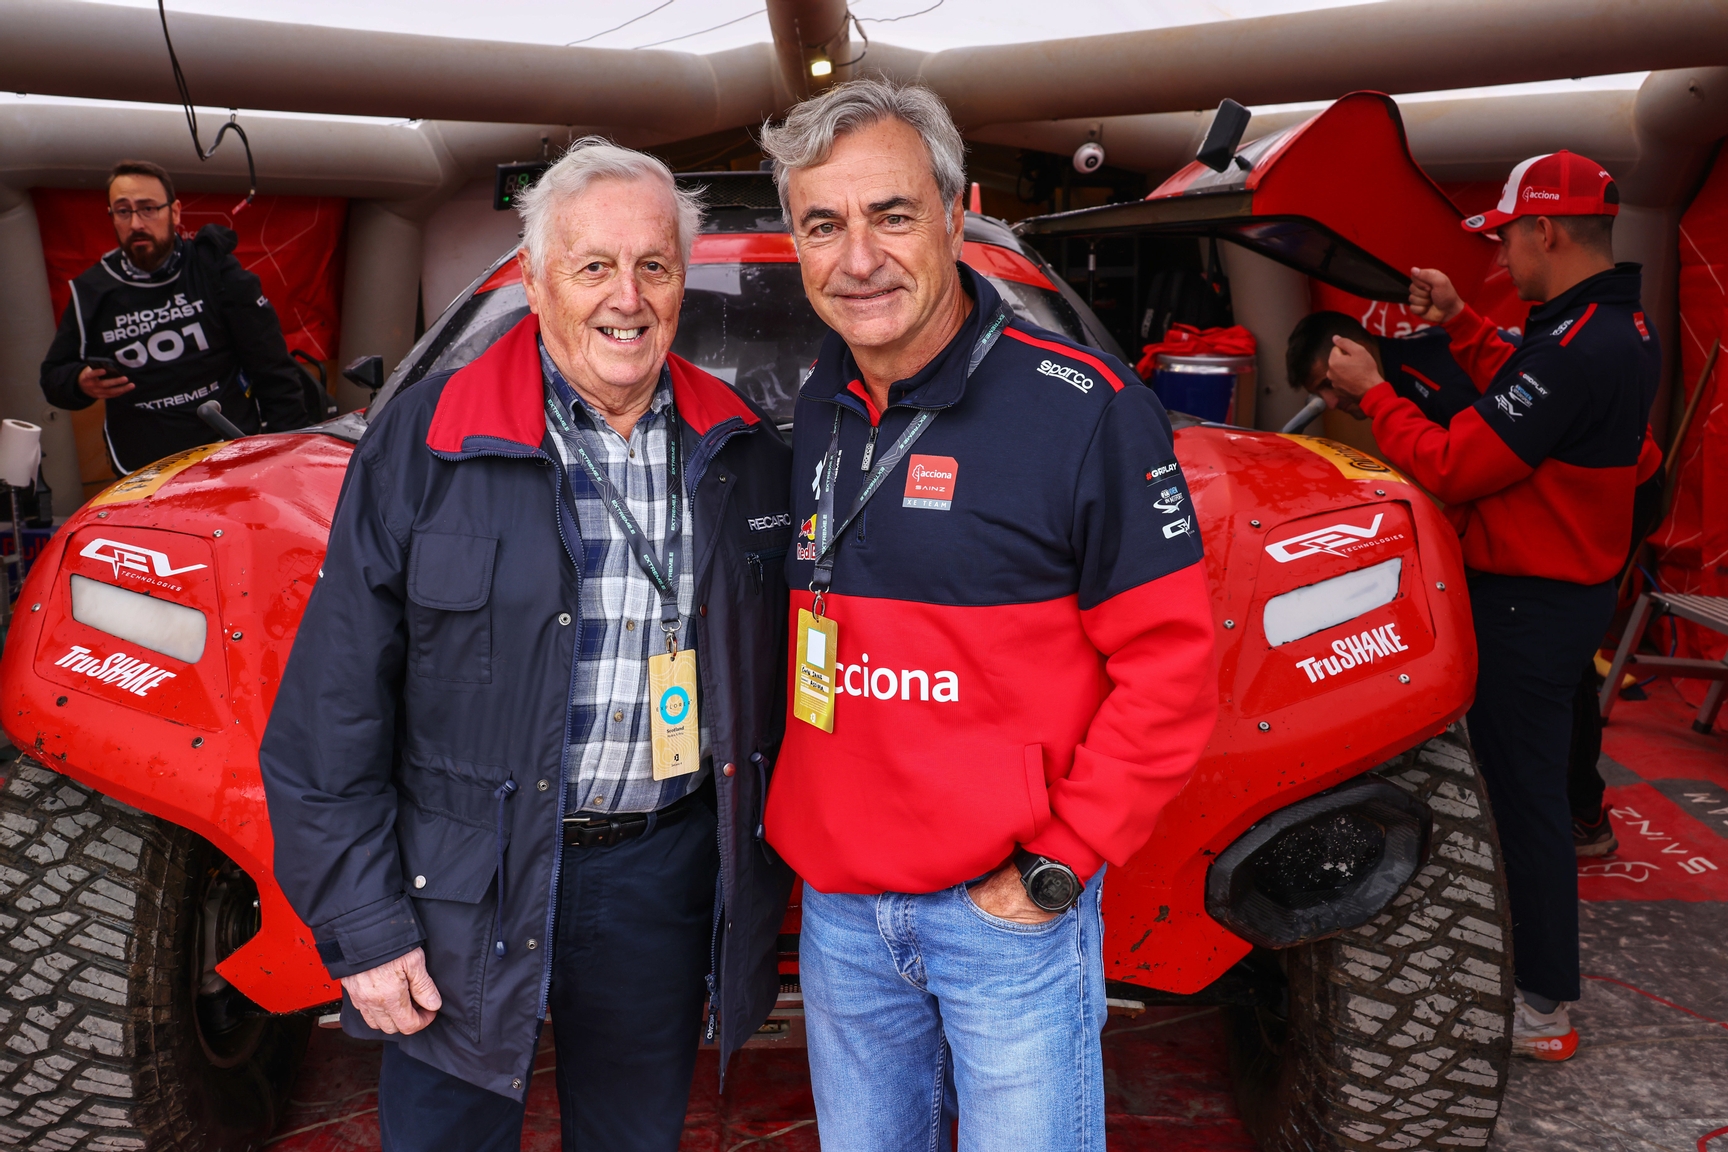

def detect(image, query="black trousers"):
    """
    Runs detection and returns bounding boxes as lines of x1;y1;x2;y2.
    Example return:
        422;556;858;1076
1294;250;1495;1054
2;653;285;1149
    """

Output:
1568;660;1607;821
1564;470;1664;822
1467;573;1616;1004
378;787;720;1152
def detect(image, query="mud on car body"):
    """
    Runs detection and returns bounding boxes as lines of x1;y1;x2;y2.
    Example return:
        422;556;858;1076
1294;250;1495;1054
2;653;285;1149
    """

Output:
1;125;1511;1152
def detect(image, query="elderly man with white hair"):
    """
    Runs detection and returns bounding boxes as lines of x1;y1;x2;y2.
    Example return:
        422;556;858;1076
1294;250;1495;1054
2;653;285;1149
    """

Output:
260;138;794;1152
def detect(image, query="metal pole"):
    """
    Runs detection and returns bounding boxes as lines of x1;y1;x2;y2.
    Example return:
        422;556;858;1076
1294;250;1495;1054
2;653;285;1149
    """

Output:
2;486;21;630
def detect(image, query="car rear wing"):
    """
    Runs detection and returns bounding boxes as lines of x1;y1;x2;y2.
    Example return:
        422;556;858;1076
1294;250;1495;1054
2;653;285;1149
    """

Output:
1015;92;1498;305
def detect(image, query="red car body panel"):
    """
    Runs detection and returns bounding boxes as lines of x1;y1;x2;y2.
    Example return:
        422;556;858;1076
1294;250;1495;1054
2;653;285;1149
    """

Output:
1103;431;1472;991
1151;92;1499;305
3;436;348;1011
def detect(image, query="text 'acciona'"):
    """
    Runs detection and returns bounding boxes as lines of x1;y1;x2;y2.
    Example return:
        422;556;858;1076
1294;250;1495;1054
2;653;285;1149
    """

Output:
837;655;959;702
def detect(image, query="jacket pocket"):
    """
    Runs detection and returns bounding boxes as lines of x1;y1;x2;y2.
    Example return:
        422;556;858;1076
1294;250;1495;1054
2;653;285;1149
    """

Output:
745;545;788;594
1023;743;1052;839
395;790;502;1043
407;532;496;683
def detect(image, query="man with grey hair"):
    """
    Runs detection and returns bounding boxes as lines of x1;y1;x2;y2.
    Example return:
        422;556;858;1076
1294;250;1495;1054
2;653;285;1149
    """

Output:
762;80;1216;1150
261;137;794;1151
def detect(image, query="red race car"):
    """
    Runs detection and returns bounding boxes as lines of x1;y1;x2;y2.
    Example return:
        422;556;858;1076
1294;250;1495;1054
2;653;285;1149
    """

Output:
0;94;1506;1152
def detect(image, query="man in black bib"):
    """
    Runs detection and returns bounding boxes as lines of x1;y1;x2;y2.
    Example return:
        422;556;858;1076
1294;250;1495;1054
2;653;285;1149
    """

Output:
39;159;311;476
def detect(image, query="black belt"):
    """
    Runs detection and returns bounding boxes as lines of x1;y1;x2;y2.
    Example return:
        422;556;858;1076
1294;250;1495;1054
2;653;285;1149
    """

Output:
561;778;708;849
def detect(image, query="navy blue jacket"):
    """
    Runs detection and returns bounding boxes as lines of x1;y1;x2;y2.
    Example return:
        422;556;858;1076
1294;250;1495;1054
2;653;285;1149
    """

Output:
260;316;794;1099
1377;326;1482;428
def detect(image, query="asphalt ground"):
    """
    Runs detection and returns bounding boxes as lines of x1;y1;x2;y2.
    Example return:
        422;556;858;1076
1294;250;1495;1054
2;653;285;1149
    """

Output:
218;681;1728;1152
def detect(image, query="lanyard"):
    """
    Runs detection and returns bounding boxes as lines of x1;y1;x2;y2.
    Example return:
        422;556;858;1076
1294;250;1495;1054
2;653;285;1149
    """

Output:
809;301;1012;612
545;387;685;650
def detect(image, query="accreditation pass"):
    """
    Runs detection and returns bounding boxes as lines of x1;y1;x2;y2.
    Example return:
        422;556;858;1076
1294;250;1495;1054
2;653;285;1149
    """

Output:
648;649;701;779
794;608;838;732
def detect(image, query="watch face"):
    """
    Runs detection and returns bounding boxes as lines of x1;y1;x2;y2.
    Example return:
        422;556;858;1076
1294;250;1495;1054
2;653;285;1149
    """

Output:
1029;865;1080;911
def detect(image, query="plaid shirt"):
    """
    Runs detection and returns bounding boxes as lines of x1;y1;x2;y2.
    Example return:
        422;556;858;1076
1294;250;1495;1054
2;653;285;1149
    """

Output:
541;342;707;813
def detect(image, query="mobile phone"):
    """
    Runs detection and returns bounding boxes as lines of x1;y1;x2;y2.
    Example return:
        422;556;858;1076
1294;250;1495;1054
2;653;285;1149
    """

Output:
85;357;125;376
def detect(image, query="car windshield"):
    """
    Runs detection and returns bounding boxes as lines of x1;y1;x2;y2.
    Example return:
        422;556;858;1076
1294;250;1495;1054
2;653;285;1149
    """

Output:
676;263;829;425
988;276;1088;341
404;280;531;387
391;248;1096;428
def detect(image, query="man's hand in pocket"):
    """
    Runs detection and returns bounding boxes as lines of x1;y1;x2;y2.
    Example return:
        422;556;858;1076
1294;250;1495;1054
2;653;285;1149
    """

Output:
969;862;1058;925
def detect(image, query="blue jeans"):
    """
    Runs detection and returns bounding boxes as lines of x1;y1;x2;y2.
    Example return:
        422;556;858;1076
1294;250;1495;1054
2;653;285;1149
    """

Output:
800;868;1108;1152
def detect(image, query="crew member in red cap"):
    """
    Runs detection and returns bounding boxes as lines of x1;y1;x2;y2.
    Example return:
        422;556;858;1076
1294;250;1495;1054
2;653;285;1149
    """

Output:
1326;150;1661;1063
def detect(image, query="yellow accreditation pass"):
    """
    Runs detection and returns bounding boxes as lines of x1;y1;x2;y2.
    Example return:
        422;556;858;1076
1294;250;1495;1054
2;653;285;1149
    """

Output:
648;649;701;780
794;608;838;732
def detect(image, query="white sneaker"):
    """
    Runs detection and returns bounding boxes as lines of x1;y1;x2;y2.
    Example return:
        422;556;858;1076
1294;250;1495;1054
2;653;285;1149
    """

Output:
1512;989;1579;1061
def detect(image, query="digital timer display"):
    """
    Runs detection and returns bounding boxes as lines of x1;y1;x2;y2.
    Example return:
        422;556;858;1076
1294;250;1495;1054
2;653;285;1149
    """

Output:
494;162;551;211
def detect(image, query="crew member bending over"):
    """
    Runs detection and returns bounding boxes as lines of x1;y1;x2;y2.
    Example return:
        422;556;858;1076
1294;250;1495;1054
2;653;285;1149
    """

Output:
1327;151;1659;1063
1286;310;1481;427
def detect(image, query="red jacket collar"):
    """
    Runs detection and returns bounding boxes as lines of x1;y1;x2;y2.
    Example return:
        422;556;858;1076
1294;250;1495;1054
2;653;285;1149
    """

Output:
426;313;758;455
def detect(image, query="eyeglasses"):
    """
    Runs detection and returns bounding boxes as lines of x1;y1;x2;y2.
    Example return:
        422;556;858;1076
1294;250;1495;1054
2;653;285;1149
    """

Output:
108;202;170;223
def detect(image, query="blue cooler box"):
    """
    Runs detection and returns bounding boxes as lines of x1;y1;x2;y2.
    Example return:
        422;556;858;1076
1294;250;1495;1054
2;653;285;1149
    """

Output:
1151;352;1257;424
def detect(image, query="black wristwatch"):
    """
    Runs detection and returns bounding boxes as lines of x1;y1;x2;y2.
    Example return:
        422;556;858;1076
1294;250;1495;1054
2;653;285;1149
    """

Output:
1011;846;1083;913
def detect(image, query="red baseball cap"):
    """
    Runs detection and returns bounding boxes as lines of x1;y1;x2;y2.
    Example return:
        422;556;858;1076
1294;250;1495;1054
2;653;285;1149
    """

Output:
1461;150;1619;233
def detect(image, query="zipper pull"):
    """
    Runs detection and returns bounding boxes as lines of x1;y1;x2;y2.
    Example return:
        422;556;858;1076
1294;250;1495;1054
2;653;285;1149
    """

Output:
860;424;881;472
490;779;518;958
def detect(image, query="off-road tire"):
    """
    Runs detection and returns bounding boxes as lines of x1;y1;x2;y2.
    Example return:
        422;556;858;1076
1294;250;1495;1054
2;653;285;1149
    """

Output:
1227;726;1515;1151
0;757;310;1150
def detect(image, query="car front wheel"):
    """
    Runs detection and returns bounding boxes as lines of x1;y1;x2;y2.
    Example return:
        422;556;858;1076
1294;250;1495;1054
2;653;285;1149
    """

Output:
1227;726;1515;1151
0;757;310;1150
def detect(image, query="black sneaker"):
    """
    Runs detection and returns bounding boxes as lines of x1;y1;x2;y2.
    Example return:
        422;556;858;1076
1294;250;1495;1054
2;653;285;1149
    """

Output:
1574;805;1618;857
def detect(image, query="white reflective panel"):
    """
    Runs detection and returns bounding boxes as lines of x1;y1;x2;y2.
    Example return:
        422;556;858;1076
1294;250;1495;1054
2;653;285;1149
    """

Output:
1262;558;1402;648
69;574;207;664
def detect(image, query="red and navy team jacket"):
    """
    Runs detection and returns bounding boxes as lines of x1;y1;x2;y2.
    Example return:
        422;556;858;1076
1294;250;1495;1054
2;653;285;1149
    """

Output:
1359;264;1660;585
765;268;1217;895
1377;326;1487;428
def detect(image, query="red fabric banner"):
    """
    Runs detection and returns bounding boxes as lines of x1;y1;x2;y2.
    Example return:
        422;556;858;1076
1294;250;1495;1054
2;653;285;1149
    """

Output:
1649;155;1728;665
32;189;347;360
